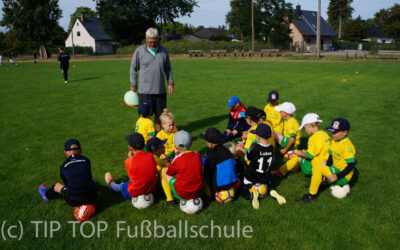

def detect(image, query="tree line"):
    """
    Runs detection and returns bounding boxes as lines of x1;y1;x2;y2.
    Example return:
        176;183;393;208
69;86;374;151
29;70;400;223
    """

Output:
0;0;398;57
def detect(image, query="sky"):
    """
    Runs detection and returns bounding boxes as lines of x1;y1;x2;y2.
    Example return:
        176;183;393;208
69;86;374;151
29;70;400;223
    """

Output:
0;0;398;32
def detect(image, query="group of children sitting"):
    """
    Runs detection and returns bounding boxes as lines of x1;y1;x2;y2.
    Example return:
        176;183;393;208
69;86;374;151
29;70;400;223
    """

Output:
39;90;356;214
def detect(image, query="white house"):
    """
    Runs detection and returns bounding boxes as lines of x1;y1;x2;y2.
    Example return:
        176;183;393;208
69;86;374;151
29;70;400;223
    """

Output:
363;26;394;44
65;14;112;54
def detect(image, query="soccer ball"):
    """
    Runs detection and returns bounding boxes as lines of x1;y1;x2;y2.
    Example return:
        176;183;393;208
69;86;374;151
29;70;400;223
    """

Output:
74;204;95;221
131;194;154;209
250;183;268;198
215;188;235;204
124;90;139;107
180;197;203;214
284;150;296;160
330;185;350;199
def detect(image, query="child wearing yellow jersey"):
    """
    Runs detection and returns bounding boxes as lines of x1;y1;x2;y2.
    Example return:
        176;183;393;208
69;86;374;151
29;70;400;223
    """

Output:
297;118;356;203
271;102;301;177
296;113;331;175
236;106;262;156
295;114;331;198
263;91;283;143
146;137;176;206
135;100;155;145
156;109;176;159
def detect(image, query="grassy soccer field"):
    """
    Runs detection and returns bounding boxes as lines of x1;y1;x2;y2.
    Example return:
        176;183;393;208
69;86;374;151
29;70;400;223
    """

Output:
0;58;399;249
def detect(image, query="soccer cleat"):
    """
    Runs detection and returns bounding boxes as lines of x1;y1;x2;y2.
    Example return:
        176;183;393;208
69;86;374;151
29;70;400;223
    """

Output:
38;184;49;202
251;190;259;209
270;190;286;205
296;193;317;203
65;81;68;84
105;172;114;186
165;200;176;207
271;170;284;178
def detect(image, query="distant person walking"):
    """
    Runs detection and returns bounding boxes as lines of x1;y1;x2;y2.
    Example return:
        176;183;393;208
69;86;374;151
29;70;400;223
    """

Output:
130;27;174;132
58;47;70;84
33;51;38;64
9;52;15;66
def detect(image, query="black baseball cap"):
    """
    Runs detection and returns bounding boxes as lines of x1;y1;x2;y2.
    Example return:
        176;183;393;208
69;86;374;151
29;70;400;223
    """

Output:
126;132;145;149
253;123;272;139
199;127;222;144
267;91;279;103
138;100;152;116
146;137;167;152
64;138;81;151
239;106;261;122
326;118;351;132
258;109;266;120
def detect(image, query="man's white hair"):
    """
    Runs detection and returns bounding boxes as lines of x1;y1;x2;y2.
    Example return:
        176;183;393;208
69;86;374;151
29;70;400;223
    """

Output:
146;28;159;39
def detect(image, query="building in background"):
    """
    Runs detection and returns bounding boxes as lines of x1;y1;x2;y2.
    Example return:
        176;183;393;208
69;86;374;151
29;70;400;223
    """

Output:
65;14;112;54
363;26;394;44
290;5;336;52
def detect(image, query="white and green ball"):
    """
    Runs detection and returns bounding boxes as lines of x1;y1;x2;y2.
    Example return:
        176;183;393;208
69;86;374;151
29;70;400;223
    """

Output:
132;194;154;209
180;197;203;214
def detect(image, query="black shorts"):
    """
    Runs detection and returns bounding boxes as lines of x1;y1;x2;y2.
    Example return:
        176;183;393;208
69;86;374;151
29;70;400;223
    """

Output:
46;185;97;207
139;93;167;117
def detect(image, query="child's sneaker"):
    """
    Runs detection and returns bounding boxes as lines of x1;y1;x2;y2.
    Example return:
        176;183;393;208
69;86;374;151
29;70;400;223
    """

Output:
165;200;176;207
38;184;49;202
271;170;284;178
296;193;317;203
270;190;286;205
251;190;259;209
105;172;114;186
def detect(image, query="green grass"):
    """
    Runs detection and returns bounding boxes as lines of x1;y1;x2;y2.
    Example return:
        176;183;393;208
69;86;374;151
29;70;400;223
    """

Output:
1;59;399;249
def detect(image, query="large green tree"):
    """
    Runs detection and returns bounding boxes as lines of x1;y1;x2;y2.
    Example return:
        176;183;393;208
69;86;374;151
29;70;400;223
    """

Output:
343;16;366;41
327;0;354;39
96;0;198;45
374;4;400;40
0;0;62;58
226;0;294;47
226;0;263;40
68;7;97;32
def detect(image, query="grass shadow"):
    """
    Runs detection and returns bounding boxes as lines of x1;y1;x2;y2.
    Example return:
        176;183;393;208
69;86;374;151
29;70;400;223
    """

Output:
95;175;131;214
179;114;227;133
70;76;102;82
95;184;126;214
349;167;359;187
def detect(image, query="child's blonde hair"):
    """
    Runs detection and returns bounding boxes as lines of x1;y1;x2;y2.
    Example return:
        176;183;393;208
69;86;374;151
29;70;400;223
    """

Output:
223;142;236;156
160;108;175;124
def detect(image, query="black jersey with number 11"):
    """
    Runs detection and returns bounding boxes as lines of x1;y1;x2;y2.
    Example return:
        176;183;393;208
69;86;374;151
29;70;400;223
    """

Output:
245;143;274;184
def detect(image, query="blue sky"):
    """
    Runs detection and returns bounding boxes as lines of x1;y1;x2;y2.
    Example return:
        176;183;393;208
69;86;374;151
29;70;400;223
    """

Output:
0;0;398;32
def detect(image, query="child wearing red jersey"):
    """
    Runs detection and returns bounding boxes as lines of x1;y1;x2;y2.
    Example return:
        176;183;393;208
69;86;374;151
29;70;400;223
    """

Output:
163;130;204;200
105;133;157;199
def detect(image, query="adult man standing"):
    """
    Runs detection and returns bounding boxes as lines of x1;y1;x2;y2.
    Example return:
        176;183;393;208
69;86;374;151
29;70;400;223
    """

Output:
130;27;174;132
58;47;70;84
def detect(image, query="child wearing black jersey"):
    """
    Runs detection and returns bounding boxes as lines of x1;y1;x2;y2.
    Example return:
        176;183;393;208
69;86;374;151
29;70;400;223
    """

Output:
242;123;286;209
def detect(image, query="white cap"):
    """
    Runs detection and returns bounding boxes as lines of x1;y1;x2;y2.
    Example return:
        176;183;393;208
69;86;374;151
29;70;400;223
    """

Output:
299;113;323;130
174;130;191;149
274;102;296;115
